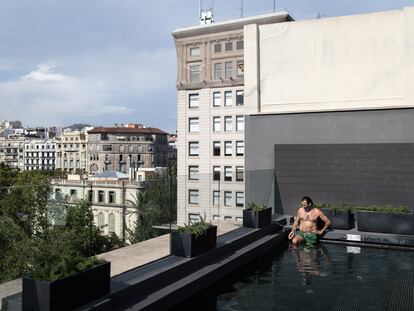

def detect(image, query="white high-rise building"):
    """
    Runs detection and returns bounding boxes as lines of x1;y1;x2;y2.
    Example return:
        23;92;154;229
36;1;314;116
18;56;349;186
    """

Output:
172;12;294;225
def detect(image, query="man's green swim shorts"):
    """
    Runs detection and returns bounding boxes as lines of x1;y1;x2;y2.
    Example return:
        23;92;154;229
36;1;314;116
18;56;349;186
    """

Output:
296;231;318;246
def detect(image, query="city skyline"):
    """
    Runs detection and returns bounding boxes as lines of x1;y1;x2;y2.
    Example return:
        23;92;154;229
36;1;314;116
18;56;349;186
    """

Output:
1;0;413;132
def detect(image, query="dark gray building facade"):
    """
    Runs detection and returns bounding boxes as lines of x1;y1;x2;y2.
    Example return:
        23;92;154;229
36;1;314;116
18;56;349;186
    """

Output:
245;108;414;216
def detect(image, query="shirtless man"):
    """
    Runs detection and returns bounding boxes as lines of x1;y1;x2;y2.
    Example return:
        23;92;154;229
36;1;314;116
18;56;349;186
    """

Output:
288;196;331;246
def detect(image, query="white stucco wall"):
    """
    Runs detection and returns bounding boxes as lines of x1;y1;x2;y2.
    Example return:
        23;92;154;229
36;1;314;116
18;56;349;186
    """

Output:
245;7;414;113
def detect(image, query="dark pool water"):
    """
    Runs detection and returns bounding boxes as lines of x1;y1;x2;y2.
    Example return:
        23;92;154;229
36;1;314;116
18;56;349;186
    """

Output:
171;243;414;311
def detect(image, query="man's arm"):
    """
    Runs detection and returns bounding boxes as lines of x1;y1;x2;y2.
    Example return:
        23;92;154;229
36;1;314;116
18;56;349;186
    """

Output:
291;211;300;232
316;209;331;235
288;210;301;239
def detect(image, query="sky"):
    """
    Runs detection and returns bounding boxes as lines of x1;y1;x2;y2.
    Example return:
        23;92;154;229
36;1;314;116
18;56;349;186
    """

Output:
1;0;414;132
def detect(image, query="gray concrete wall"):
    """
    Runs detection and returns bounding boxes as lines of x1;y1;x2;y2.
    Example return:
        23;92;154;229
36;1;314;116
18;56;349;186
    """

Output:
245;7;414;114
245;108;414;215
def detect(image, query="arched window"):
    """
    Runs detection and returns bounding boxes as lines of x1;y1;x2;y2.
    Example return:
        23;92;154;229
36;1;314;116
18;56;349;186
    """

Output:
108;213;115;233
97;212;105;229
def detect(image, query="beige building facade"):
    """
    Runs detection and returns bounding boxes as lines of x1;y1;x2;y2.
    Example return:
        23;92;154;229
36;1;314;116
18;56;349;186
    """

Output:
173;12;293;225
86;124;169;176
244;7;414;115
55;129;89;174
0;136;25;170
52;174;146;240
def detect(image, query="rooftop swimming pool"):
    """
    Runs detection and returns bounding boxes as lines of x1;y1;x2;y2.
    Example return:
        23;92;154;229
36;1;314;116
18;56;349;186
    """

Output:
172;242;414;311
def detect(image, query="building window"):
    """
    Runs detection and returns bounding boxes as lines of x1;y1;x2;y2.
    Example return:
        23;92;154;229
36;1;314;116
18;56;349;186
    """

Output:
189;189;199;204
214;63;222;80
97;212;105;229
213;92;221;107
214;43;222;53
213;141;221;156
189;142;199;156
237;61;244;77
190;64;200;82
189;93;199;108
236;90;244;106
236;40;244;50
103;145;112;151
188;213;200;225
236;115;245;131
224;191;232;207
224;166;232;181
236;141;244;156
70;189;77;196
88;190;94;203
225;62;232;79
98;190;104;203
224;116;232;132
189;118;199;132
213;166;220;181
224;91;232;106
189;166;199;180
236;166;244;182
213;117;221;132
190;47;200;56
119;145;125;152
224;141;232;156
236;192;244;207
213;191;220;206
108;213;115;233
225;42;233;52
109;191;115;204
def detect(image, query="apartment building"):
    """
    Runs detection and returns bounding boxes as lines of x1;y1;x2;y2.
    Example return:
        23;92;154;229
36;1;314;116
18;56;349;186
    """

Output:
52;172;147;239
24;139;56;171
87;124;169;176
55;129;89;173
0;136;25;170
172;12;294;225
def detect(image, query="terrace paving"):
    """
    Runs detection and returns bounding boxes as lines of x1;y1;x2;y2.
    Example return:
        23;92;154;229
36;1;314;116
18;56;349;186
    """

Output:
0;221;241;310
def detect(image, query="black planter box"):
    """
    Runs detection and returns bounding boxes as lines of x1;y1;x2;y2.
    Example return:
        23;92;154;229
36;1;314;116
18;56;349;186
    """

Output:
317;208;355;230
357;211;414;235
243;207;272;228
22;261;111;311
170;225;217;257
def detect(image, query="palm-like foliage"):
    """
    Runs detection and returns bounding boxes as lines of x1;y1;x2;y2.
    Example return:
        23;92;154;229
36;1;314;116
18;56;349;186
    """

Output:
127;161;177;243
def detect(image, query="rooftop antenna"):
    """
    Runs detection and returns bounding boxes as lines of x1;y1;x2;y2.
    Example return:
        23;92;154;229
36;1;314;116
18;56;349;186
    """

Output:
240;0;243;18
199;0;215;24
316;10;325;19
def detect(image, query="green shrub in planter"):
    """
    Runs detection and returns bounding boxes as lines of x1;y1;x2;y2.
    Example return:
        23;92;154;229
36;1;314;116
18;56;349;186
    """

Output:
353;204;413;235
243;203;272;228
171;216;217;257
23;252;110;311
315;202;354;230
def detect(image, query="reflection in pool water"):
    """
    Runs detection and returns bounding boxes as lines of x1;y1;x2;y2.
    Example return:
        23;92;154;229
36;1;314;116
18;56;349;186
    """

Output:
171;243;414;311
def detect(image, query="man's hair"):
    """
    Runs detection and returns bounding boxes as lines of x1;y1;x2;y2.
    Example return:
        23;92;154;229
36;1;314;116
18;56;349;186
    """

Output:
301;196;313;207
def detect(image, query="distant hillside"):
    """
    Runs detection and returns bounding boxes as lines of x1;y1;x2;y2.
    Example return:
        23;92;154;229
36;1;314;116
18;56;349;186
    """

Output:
65;123;92;131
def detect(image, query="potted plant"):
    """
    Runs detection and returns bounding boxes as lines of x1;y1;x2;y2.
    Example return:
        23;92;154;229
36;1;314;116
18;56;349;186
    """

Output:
23;252;111;311
170;216;217;258
355;205;414;235
315;202;355;230
243;203;272;228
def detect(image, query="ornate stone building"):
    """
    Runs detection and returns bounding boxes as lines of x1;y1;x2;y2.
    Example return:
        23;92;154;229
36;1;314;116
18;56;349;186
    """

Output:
86;124;169;176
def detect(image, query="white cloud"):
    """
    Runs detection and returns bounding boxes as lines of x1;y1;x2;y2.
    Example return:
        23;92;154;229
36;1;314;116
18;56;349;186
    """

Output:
22;64;66;82
0;64;132;126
